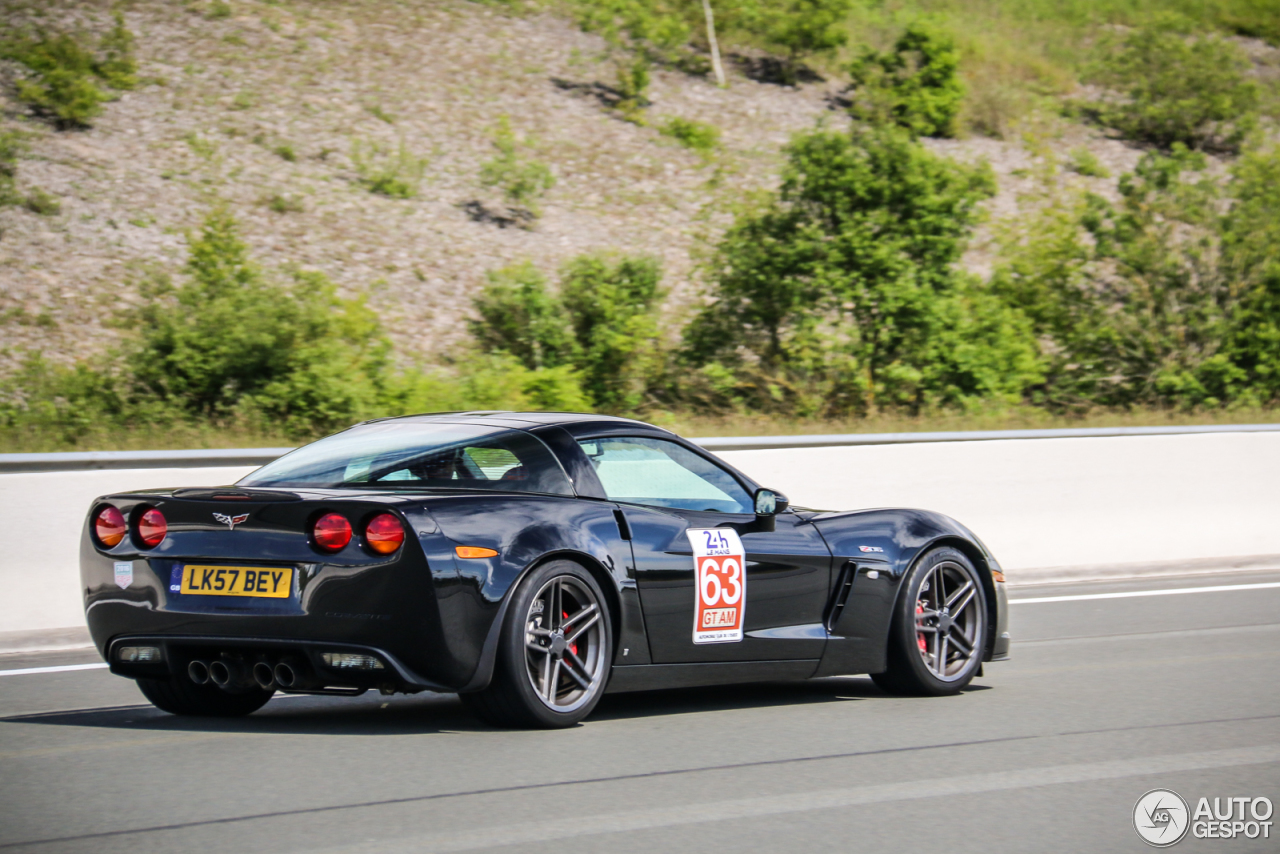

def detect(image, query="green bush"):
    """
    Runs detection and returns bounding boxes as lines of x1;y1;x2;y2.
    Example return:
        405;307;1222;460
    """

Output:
1086;24;1259;153
561;254;664;410
479;116;555;216
1066;147;1109;178
126;209;392;435
351;139;426;199
470;254;663;411
0;131;24;207
470;262;580;371
1220;144;1280;403
3;16;138;129
684;124;1028;415
747;0;852;81
572;0;851;82
23;188;61;216
990;144;1280;409
614;56;651;122
660;116;720;154
847;23;964;138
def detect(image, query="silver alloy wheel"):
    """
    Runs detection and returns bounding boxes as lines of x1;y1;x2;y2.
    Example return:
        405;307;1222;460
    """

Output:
523;575;607;713
913;559;983;682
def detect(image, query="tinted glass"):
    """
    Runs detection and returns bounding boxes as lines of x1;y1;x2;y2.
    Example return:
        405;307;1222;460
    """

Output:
241;422;573;495
577;436;753;514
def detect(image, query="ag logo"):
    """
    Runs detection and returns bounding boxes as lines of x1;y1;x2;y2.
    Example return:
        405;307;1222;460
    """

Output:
1134;788;1190;847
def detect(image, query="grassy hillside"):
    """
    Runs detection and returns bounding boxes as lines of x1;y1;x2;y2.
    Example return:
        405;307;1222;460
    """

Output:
1;0;1278;450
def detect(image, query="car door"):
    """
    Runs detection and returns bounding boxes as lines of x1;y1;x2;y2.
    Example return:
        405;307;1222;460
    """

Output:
575;435;832;664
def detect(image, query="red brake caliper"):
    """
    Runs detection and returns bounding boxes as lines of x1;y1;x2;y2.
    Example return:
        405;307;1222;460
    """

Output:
564;611;578;657
916;601;927;653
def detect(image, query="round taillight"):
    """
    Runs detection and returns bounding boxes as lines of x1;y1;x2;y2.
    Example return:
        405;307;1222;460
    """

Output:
94;505;127;548
364;513;405;555
137;508;167;548
313;513;352;553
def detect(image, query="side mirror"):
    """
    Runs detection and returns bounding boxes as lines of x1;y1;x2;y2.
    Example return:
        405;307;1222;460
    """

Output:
753;488;789;516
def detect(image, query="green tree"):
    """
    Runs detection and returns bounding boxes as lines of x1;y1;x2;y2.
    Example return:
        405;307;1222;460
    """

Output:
1220;145;1280;403
992;146;1241;408
1087;24;1259;153
750;0;852;82
561;254;664;410
470;254;663;411
686;124;1035;415
129;209;390;435
470;262;580;370
847;23;964;138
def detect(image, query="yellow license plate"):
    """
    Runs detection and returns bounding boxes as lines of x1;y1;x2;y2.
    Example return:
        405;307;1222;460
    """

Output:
180;565;292;598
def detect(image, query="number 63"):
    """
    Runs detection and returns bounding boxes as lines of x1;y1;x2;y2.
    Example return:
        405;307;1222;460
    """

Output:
700;557;742;606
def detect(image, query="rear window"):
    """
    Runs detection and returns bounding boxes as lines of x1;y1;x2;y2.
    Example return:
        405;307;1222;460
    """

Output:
240;423;573;495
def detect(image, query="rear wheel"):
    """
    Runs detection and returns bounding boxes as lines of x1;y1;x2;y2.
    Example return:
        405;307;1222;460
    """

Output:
137;675;273;717
461;560;612;728
872;547;987;696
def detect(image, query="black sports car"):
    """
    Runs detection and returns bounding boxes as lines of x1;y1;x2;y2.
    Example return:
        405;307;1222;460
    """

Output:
82;412;1010;727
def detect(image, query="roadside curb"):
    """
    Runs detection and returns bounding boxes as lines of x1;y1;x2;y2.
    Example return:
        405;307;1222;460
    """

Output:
1005;554;1280;587
0;626;94;656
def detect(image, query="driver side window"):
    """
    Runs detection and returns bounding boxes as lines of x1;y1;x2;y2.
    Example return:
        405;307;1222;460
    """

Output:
577;436;754;514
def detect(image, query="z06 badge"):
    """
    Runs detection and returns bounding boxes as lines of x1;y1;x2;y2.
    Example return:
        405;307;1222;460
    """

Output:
686;528;746;644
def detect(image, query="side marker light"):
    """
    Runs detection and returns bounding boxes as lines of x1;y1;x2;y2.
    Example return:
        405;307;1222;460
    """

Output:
455;546;499;559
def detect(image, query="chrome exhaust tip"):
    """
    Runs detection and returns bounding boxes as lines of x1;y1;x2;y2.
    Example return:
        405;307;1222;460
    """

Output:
252;661;276;690
274;661;300;689
209;659;254;693
187;660;210;685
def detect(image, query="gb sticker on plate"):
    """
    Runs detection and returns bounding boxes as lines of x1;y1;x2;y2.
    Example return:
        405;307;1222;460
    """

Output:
686;528;746;644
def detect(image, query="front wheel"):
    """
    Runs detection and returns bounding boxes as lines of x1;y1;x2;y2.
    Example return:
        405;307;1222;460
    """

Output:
461;560;613;728
872;547;987;696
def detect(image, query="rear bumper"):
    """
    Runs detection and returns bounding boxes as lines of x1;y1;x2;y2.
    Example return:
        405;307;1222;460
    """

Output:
107;634;451;693
81;525;498;691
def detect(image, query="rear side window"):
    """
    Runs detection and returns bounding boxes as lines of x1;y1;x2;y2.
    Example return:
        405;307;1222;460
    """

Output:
577;436;753;514
241;423;573;495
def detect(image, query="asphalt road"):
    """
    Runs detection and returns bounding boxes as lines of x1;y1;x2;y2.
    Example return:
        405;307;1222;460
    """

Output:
1;571;1278;854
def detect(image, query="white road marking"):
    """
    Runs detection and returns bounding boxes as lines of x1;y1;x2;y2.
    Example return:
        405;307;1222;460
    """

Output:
317;744;1280;853
0;662;108;677
1009;581;1280;605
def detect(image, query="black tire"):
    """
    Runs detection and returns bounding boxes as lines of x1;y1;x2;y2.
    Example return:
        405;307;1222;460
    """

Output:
137;675;273;717
461;560;613;728
872;546;987;697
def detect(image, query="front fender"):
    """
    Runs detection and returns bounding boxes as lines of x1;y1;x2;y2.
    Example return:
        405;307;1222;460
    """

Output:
806;508;1007;675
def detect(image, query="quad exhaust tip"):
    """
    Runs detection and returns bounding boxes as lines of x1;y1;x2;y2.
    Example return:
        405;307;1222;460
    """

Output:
274;660;301;689
252;661;276;690
187;660;210;685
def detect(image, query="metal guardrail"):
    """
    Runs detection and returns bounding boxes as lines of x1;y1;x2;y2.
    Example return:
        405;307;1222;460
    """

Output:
1;423;1277;473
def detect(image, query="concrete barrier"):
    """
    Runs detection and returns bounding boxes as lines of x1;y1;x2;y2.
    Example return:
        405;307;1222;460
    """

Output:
3;431;1278;648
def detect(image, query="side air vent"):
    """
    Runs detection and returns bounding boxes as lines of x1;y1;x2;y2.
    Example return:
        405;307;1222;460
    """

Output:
825;561;857;632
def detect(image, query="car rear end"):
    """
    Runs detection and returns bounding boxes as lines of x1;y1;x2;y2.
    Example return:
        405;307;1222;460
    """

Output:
81;486;469;697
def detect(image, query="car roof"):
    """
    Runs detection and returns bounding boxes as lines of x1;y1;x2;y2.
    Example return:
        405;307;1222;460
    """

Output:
359;411;673;433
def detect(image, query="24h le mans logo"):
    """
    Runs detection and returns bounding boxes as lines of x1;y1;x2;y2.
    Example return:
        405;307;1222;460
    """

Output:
1134;789;1191;847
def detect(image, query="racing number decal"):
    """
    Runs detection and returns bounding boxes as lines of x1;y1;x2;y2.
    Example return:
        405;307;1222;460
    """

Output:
686;528;746;644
